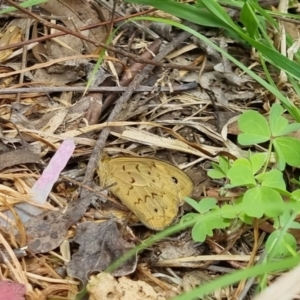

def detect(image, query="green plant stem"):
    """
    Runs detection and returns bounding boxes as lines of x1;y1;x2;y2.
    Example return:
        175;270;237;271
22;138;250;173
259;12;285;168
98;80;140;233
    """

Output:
262;137;274;173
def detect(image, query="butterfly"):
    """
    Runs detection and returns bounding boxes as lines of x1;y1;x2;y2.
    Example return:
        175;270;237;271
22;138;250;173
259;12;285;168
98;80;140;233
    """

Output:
98;155;194;230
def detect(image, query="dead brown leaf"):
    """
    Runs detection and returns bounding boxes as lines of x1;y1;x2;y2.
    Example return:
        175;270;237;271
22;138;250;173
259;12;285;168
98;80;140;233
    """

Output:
67;220;136;284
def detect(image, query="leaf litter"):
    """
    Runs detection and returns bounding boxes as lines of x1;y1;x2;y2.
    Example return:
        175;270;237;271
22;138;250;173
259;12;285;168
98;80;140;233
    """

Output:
0;0;296;299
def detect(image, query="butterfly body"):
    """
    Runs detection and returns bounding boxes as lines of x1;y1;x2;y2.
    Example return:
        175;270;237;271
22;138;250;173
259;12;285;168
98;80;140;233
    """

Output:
98;156;194;230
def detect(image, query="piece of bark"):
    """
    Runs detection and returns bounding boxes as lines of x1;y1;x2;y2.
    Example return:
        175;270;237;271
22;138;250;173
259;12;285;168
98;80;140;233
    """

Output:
0;149;40;171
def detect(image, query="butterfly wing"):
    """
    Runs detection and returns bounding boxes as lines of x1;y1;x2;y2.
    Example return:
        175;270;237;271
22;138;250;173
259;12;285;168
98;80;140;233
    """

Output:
98;156;194;230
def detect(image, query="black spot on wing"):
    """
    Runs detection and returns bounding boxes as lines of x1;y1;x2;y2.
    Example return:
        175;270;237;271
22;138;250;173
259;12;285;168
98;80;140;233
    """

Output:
135;198;144;204
152;192;158;198
135;163;140;172
171;176;179;184
126;185;134;196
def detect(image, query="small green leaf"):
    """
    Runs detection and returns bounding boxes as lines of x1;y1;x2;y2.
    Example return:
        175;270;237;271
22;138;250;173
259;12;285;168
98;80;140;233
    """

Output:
185;197;218;214
276;211;300;230
238;110;271;145
208;156;231;179
255;169;286;191
220;203;241;219
260;187;284;217
238;133;270;146
242;186;284;218
227;158;256;186
289;221;300;229
290;178;300;186
242;187;264;218
249;152;267;174
218;156;231;174
208;169;225;179
268;104;300;136
181;213;199;224
197;198;218;213
273;137;300;167
184;197;203;213
238;212;254;225
191;222;213;242
266;231;296;258
231;157;252;168
273;139;286;171
291;190;300;202
269;103;288;137
277;210;293;228
191;217;226;242
278;123;300;136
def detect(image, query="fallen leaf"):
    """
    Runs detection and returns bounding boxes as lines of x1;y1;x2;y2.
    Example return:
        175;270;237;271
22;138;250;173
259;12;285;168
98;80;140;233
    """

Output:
67;220;136;284
25;195;92;254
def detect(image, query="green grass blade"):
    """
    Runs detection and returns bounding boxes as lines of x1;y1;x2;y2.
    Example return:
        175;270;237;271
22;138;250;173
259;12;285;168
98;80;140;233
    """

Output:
0;0;48;14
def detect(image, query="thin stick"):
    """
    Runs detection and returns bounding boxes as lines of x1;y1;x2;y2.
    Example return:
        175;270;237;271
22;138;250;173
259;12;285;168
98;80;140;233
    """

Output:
0;82;197;94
